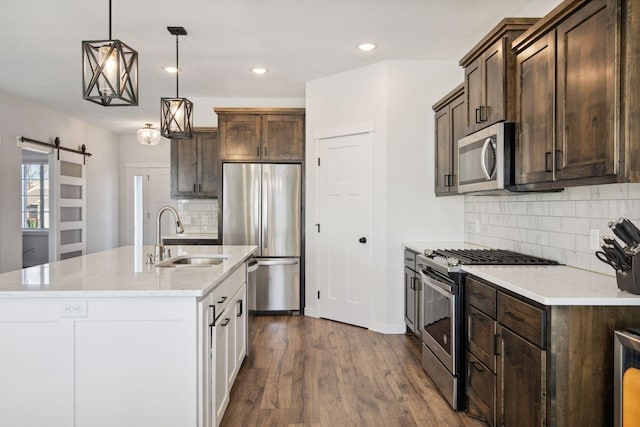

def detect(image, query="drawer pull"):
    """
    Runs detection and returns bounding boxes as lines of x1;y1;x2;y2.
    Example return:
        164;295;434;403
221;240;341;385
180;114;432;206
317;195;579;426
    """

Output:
208;304;216;327
220;318;231;327
218;296;228;304
506;311;525;322
469;291;485;299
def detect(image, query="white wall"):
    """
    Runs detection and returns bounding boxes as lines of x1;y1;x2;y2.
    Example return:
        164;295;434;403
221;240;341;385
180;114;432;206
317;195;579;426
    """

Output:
305;61;465;333
518;0;563;17
0;90;120;273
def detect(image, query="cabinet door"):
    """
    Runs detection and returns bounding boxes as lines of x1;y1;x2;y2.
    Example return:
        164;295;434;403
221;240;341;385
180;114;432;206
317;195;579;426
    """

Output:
483;39;506;127
465;57;483;134
516;32;556;185
555;0;617;181
235;284;247;370
434;106;452;195
198;132;220;198
404;267;417;333
450;94;465;192
261;114;304;161
171;136;198;198
467;304;497;373
497;326;546;427
219;114;261;161
214;311;231;424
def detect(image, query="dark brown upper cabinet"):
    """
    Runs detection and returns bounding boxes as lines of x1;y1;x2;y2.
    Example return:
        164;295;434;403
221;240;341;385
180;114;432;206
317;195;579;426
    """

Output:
460;18;539;135
216;108;305;162
171;128;219;199
433;84;465;196
513;0;623;190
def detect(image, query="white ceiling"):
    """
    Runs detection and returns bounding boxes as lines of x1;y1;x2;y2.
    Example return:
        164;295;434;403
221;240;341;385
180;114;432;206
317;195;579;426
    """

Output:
0;0;545;135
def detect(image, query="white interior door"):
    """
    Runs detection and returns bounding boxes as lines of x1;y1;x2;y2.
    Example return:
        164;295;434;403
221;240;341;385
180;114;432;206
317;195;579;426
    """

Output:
317;132;373;328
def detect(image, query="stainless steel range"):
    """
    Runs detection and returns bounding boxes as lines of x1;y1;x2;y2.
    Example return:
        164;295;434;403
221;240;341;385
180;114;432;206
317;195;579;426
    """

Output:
416;248;558;410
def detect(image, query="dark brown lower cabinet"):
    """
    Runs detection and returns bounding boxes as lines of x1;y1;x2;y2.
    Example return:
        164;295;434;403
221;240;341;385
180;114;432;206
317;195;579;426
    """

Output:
465;274;640;427
496;326;545;427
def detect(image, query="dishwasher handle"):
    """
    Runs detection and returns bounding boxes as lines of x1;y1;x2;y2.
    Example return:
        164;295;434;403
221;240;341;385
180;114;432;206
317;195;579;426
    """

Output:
256;259;299;267
247;260;259;273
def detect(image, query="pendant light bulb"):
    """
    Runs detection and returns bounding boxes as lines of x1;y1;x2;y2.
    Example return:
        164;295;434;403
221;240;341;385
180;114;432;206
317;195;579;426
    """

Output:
137;123;161;146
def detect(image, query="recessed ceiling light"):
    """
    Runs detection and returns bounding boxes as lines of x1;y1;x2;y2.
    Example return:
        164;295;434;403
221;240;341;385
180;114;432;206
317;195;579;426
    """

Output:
164;66;181;73
251;67;268;75
358;43;377;52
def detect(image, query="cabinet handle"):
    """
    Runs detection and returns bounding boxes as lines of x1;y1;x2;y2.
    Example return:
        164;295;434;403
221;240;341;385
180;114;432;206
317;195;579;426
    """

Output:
555;149;562;171
494;334;501;355
480;106;487;122
468;315;473;341
199;183;202;193
257;146;260;157
545;152;552;173
208;304;216;327
220;318;231;327
193;184;197;193
475;108;481;124
505;311;525;322
218;296;228;304
264;145;267;157
237;299;243;317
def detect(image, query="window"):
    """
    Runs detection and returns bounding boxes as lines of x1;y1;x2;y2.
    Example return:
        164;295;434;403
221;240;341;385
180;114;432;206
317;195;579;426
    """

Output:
21;163;49;229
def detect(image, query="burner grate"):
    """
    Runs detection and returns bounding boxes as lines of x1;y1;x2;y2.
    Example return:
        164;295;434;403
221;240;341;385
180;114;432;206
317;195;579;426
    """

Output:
433;249;559;266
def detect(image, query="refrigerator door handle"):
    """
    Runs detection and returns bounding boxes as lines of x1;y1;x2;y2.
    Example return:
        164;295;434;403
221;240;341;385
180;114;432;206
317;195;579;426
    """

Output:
262;169;269;251
256;259;299;267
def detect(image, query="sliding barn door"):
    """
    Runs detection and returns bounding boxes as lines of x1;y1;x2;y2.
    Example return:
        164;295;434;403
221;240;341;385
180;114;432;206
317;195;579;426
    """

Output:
52;151;86;260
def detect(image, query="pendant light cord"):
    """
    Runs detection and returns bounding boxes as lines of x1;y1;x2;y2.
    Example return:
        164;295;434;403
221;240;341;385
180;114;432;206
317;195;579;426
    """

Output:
108;0;112;40
175;35;180;97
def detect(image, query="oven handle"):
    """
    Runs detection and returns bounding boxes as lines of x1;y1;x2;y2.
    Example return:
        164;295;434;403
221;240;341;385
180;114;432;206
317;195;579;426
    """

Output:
420;270;453;295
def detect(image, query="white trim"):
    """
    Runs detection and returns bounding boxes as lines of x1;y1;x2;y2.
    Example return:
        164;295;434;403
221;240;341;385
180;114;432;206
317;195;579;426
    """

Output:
303;308;319;318
59;221;83;231
59;176;83;186
17;138;54;154
59;242;84;254
312;121;375;140
369;322;406;335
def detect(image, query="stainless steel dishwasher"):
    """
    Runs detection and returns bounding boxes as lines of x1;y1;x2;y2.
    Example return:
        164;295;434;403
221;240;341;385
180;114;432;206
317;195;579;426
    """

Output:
247;259;259;355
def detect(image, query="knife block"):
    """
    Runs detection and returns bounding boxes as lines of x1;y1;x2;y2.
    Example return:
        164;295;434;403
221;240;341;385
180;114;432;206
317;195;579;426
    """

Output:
617;252;640;294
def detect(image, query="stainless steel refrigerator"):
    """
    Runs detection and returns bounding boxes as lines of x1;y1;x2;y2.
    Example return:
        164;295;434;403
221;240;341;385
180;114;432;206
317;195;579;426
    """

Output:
222;163;301;312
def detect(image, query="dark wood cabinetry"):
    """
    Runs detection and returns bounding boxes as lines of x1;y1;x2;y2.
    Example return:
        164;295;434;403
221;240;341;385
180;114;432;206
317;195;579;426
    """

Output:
514;0;620;189
465;274;640;426
459;18;538;135
433;84;465;196
171;128;219;199
216;108;305;162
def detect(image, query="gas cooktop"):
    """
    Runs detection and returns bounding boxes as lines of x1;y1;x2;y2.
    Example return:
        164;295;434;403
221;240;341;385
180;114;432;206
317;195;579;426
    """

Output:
426;248;560;266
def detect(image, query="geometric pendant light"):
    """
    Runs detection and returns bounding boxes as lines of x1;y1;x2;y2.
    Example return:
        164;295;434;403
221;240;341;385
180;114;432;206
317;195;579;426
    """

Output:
82;0;138;106
161;26;193;139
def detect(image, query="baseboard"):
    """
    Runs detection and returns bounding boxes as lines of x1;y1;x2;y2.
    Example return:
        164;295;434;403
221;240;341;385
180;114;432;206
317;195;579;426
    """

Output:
303;307;319;318
369;321;406;335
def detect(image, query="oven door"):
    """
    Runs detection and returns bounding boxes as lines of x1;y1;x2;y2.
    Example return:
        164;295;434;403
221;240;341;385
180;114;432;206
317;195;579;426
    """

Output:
615;329;640;426
420;268;457;374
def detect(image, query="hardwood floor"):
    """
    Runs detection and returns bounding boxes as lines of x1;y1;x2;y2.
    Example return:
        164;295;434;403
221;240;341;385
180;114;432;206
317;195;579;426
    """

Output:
221;315;484;427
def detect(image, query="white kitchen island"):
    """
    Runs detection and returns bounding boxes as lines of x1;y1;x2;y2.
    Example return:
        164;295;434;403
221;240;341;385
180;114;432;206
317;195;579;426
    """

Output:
0;244;256;427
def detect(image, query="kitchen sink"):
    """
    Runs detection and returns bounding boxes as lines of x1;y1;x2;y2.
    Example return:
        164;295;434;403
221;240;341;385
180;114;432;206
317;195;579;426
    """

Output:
156;255;230;268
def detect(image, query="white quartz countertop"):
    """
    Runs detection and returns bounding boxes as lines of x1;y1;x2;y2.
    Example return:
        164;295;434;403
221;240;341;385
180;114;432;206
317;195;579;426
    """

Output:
462;265;640;306
0;245;256;298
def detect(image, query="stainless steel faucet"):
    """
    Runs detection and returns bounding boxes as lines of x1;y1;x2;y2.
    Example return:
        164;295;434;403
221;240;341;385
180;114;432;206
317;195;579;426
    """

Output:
154;206;184;262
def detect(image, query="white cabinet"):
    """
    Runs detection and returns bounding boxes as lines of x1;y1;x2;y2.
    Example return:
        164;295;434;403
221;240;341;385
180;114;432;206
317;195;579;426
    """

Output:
208;265;248;427
0;262;249;427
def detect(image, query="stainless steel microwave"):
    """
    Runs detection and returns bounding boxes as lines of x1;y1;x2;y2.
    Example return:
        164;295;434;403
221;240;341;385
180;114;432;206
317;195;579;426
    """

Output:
457;122;515;194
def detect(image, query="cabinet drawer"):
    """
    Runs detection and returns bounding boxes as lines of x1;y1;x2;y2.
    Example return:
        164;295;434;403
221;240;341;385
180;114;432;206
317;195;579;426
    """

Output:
467;304;497;373
466;276;497;317
404;249;417;270
466;352;495;425
497;292;546;348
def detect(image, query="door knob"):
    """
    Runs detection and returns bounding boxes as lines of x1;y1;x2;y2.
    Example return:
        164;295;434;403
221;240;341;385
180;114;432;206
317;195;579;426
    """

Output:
359;237;367;244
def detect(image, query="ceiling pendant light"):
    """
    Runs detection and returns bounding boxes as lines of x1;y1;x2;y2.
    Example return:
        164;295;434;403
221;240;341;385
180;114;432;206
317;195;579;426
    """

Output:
161;27;193;139
137;123;161;146
82;0;138;106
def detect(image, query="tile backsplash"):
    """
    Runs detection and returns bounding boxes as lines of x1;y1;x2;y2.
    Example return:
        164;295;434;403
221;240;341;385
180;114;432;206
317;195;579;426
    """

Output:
464;183;640;276
176;199;219;234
